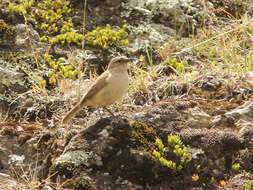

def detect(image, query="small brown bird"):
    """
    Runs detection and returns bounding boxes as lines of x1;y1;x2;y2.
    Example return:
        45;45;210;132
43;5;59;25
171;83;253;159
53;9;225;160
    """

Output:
62;56;136;124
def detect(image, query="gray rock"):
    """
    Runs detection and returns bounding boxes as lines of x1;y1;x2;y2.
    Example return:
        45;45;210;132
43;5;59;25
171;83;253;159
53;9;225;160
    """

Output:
225;101;253;121
237;121;253;144
210;115;235;128
54;150;103;168
122;0;208;53
15;24;40;47
127;23;175;53
187;107;211;128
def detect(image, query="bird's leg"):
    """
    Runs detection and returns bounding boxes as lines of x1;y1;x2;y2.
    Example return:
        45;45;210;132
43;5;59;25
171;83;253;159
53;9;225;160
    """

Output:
104;107;115;117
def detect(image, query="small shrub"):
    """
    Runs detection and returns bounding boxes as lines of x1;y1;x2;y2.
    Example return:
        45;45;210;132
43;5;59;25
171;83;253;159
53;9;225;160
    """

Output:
166;58;188;73
8;0;34;15
245;181;252;190
152;135;192;171
84;24;129;49
155;138;165;152
44;53;78;83
232;163;240;172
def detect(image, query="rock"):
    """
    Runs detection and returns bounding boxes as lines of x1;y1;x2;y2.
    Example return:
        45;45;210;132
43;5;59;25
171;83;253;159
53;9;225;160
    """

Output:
198;75;221;91
0;133;21;170
54;150;103;168
134;102;181;128
237;121;253;144
187;107;211;128
15;24;40;48
121;0;211;54
179;128;242;158
187;147;206;161
225;101;253;121
51;117;195;189
0;173;10;179
242;71;253;90
222;173;253;189
210;115;235;128
144;0;206;35
0;176;20;190
0;63;27;94
127;23;174;53
0;62;29;118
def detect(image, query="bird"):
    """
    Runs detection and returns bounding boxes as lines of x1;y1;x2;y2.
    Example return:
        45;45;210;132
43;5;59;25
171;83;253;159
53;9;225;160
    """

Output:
62;56;136;124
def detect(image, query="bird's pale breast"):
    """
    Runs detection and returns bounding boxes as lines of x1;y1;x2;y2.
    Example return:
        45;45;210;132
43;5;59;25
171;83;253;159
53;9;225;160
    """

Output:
87;70;129;107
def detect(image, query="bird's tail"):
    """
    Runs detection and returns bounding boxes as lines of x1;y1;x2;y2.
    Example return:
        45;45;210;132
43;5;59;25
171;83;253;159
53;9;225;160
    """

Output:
62;103;85;124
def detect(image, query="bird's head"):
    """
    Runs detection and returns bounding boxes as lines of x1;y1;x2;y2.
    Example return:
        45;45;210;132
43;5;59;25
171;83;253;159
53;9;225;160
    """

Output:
108;56;138;70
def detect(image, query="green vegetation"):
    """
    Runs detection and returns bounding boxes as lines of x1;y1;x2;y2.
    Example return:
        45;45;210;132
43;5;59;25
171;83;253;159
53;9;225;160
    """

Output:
158;15;253;84
85;24;128;49
152;134;192;171
232;163;240;172
8;0;130;85
49;28;83;45
35;0;72;31
194;19;253;75
8;0;129;47
9;0;81;46
9;0;129;48
44;54;78;84
129;54;157;93
166;58;188;73
245;181;252;190
155;138;165;152
8;0;81;83
129;65;148;93
8;0;34;15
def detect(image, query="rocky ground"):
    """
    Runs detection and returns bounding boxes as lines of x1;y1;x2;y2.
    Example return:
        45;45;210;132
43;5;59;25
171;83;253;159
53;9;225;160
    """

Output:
1;0;253;189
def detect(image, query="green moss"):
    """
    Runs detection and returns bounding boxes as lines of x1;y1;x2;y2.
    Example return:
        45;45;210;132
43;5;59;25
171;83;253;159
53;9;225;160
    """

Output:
152;150;161;158
36;0;71;24
130;122;157;150
130;123;193;172
8;0;80;46
0;21;17;44
63;177;93;189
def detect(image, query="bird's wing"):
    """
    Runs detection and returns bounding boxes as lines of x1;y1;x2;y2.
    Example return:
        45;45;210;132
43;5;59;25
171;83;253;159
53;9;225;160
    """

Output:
80;71;109;104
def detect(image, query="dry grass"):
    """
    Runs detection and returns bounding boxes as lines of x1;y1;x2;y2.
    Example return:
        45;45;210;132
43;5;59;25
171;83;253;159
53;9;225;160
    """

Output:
0;164;65;190
158;14;253;86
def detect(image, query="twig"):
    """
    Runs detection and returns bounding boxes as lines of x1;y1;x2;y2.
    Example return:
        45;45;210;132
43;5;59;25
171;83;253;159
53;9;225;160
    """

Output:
77;0;88;101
